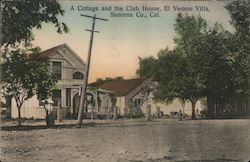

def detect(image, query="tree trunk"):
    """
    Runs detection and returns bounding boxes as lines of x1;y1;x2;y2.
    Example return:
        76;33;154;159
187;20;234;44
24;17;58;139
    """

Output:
181;101;185;114
146;104;151;121
191;100;196;120
17;107;21;126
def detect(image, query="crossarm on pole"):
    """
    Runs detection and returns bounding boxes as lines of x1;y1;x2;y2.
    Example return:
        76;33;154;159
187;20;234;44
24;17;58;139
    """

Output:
85;29;100;33
80;14;108;21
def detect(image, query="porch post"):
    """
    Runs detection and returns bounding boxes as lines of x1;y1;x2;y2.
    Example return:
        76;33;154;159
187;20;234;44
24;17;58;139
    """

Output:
70;91;74;114
57;101;62;122
113;106;118;119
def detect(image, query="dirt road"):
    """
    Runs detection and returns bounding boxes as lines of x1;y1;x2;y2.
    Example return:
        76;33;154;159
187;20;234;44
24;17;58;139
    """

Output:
1;119;249;162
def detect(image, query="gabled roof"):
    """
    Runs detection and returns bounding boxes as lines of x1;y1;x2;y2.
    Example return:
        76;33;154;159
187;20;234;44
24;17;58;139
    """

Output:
97;78;145;97
30;44;65;60
30;43;86;65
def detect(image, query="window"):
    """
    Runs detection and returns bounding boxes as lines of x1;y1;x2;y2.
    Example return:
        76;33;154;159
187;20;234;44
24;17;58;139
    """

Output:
73;71;84;79
52;61;62;80
134;99;141;108
39;99;45;107
52;90;61;106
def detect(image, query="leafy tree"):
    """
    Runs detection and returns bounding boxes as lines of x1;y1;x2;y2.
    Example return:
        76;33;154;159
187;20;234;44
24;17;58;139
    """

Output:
155;14;209;119
138;16;224;118
1;0;69;126
2;0;68;46
200;26;237;97
137;2;250;119
2;47;56;126
94;76;124;86
174;13;208;57
155;49;206;119
154;14;238;119
226;0;250;39
136;56;158;80
225;0;250;95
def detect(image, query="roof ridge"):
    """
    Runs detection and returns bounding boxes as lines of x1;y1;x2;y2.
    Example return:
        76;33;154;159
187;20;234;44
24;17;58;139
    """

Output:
30;43;67;60
106;77;145;82
97;77;146;96
124;77;145;81
40;43;66;53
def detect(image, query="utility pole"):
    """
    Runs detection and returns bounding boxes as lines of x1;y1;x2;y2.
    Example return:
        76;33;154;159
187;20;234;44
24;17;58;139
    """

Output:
76;14;108;127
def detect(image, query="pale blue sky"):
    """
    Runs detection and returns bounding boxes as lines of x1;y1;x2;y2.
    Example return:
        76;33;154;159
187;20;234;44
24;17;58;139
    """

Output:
32;1;232;82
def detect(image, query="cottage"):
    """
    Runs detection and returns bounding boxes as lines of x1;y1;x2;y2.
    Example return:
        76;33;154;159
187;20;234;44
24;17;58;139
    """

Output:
98;78;147;117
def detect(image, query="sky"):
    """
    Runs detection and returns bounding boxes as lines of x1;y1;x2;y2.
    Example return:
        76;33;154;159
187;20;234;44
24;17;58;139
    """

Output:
32;0;232;82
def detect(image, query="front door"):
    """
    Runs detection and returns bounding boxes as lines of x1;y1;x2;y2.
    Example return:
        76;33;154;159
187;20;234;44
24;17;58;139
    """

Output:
73;93;80;119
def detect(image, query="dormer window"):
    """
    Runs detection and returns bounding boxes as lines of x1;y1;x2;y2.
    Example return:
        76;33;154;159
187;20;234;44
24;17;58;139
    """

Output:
73;71;84;79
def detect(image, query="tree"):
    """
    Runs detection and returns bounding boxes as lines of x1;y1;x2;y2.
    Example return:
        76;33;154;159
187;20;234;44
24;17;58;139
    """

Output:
136;56;158;80
201;26;237;97
2;47;56;126
137;3;250;119
94;76;124;86
2;0;69;46
136;14;222;119
1;0;69;126
155;14;210;119
155;49;205;119
155;14;240;119
225;0;250;95
174;13;208;57
226;0;250;39
137;14;229;119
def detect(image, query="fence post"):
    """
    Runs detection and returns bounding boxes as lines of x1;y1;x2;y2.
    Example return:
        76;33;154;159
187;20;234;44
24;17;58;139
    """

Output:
146;104;151;121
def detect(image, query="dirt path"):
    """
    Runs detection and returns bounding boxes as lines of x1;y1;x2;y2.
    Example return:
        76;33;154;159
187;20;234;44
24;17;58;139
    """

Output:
1;119;249;162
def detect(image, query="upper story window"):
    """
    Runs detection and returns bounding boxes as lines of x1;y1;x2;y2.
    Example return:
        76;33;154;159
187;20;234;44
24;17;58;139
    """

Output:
52;61;62;80
73;71;84;79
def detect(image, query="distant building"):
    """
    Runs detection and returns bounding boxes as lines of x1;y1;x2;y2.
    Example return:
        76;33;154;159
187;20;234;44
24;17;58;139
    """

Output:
96;78;204;117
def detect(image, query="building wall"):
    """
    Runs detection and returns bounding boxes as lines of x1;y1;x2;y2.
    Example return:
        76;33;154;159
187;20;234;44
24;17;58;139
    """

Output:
116;97;125;116
65;68;73;80
140;92;204;117
125;81;147;109
141;99;203;117
11;95;46;119
97;93;109;114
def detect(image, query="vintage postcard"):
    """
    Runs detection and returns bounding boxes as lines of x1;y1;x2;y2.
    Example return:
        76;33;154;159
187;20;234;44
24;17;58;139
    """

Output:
1;0;249;162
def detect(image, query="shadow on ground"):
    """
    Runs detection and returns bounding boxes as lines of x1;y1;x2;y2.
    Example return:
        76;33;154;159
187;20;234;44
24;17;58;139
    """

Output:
1;124;76;131
174;159;239;162
0;122;151;131
118;156;241;162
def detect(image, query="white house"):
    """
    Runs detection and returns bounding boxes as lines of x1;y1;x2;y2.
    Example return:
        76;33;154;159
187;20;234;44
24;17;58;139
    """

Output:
11;44;88;119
